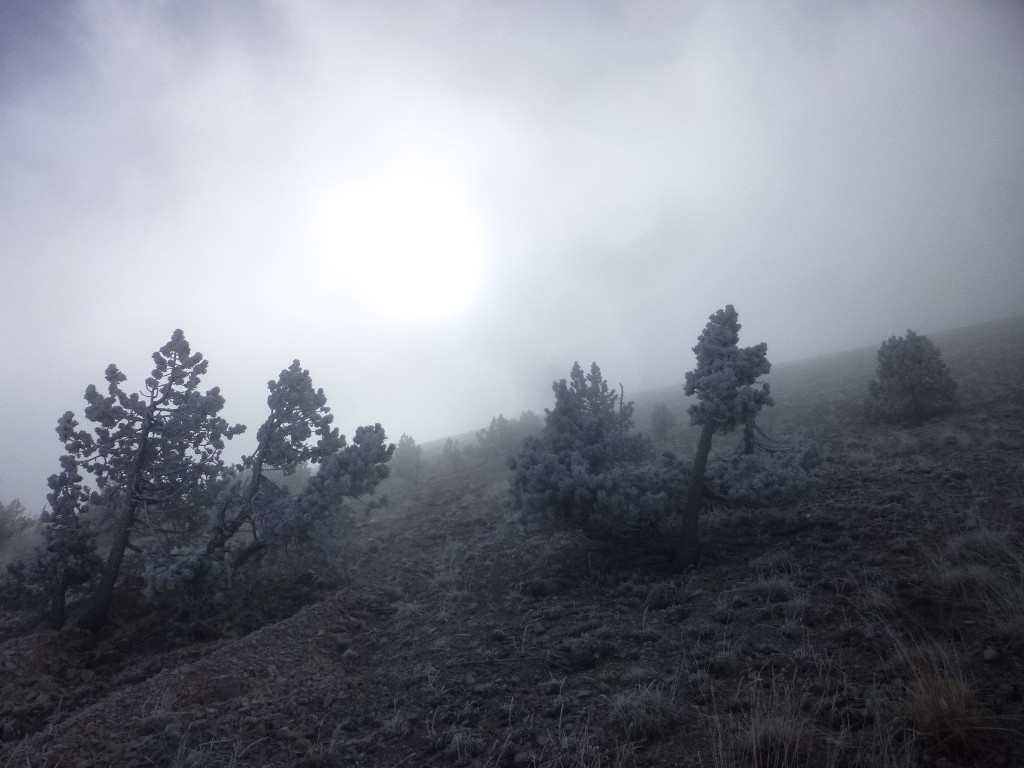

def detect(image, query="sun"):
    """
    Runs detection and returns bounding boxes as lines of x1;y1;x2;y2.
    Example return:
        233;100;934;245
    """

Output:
311;167;484;322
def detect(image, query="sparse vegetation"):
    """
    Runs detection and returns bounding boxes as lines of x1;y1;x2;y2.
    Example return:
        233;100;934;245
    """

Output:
1;316;1023;767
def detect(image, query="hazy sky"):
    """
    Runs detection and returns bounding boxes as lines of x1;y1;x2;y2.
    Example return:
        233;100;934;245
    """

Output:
2;0;1023;510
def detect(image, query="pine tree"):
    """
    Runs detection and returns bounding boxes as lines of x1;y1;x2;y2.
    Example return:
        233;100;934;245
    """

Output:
205;360;339;567
865;330;958;424
39;461;101;628
146;364;394;606
56;330;244;631
677;306;772;567
510;362;656;533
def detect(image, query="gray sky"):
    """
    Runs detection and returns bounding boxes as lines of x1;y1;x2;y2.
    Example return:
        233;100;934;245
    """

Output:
3;0;1023;510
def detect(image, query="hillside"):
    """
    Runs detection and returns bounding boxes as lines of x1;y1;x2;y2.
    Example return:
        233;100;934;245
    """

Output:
2;317;1024;767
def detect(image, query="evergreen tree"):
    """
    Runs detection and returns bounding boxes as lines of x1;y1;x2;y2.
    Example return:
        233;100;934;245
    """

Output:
53;330;244;630
510;362;659;534
204;360;339;564
677;306;772;567
865;330;958;424
39;465;101;628
146;363;394;606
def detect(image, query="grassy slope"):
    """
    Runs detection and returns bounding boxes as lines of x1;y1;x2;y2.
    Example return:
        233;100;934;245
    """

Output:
2;316;1023;767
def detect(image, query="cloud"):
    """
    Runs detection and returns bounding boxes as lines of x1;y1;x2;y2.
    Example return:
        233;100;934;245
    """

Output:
1;0;1022;509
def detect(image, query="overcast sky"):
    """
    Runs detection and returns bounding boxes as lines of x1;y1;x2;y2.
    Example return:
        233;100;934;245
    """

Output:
2;0;1023;510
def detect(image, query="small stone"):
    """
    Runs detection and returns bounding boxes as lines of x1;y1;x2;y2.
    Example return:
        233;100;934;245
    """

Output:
983;647;999;662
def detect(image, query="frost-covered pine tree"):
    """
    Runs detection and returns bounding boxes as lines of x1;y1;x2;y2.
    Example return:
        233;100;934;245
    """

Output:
55;330;244;631
204;360;339;563
146;362;394;606
864;330;958;424
510;362;664;534
677;306;772;567
35;462;101;628
544;362;647;472
279;423;393;545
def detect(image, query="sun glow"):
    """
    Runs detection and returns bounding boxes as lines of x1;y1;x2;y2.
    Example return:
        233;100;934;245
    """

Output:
312;167;485;322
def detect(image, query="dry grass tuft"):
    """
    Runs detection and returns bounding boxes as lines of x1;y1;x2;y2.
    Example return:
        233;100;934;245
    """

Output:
606;681;676;741
884;638;989;761
700;671;817;768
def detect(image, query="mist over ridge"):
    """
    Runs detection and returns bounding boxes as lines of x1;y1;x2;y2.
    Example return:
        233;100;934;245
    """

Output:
2;1;1023;511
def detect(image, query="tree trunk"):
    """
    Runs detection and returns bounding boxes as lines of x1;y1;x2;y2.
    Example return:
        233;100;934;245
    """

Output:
231;539;266;570
77;499;136;632
675;421;716;569
206;455;265;555
78;407;156;633
742;416;756;455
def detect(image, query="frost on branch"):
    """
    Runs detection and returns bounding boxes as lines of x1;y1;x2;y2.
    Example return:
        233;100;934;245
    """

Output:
706;444;821;507
144;359;394;608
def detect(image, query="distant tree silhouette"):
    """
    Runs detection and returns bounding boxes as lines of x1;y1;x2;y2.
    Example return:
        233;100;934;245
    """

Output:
476;411;543;463
442;437;465;472
865;330;958;424
650;403;677;442
393;433;423;482
0;498;32;551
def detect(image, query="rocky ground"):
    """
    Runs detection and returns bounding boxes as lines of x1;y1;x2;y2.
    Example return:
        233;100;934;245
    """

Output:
3;319;1023;767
